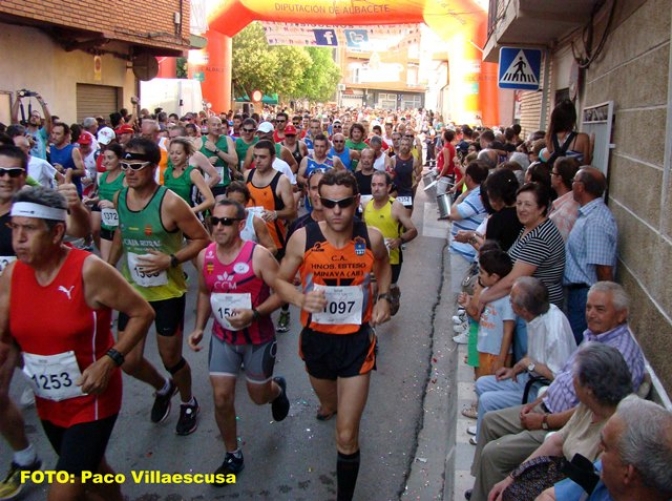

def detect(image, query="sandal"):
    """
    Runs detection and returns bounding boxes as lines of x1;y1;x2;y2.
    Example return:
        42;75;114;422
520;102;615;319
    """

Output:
316;409;337;421
461;406;478;419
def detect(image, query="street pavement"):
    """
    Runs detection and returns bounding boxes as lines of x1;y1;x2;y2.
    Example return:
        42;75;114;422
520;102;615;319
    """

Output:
3;172;468;501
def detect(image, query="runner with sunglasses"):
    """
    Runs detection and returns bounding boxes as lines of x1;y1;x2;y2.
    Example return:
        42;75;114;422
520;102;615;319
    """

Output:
234;118;259;171
187;199;289;485
107;137;210;436
274;170;392;501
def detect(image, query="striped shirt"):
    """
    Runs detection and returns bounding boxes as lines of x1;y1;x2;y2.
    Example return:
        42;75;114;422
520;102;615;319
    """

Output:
449;186;486;260
508;218;566;306
543;323;645;413
564;198;618;286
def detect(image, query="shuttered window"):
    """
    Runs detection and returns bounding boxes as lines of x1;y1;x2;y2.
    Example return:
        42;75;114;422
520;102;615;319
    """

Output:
76;84;120;123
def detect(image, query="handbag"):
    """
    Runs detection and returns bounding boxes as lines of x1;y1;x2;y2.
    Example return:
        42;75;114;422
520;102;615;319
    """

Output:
502;456;568;501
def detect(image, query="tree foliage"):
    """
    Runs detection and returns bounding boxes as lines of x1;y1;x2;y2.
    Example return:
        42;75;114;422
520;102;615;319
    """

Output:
231;22;341;103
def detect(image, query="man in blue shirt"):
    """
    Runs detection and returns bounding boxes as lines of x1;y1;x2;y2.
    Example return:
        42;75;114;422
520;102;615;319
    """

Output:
563;167;617;344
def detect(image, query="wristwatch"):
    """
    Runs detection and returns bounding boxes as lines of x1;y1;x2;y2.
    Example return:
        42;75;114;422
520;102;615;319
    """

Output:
106;348;125;367
377;293;393;303
251;308;260;321
527;362;536;373
169;254;179;268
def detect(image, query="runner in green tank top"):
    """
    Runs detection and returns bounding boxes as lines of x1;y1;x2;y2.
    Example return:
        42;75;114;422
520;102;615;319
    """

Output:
84;143;125;261
108;137;210;436
165;137;214;222
199;117;238;199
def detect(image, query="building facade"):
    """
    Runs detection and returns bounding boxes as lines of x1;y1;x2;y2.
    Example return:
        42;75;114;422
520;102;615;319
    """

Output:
485;0;672;402
0;0;191;125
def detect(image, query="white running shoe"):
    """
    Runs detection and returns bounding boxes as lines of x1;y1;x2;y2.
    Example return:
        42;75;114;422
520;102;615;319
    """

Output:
467;425;477;436
452;332;469;344
452;313;466;324
453;321;468;333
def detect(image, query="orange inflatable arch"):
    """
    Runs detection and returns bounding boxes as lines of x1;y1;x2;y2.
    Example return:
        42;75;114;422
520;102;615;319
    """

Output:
197;0;498;124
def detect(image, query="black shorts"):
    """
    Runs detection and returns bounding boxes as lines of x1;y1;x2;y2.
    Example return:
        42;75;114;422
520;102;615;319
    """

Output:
100;228;115;241
117;294;185;336
391;263;402;284
300;324;377;380
212;185;228;197
41;414;117;474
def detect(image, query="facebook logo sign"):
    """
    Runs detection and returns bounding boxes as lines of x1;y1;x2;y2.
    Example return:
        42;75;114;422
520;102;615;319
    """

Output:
314;29;338;46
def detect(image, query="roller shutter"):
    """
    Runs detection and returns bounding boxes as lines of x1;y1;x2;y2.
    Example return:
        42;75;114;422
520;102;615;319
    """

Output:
76;84;120;123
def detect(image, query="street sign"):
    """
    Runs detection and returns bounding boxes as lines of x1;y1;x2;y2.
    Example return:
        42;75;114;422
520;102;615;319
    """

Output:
313;29;338;47
344;29;368;48
498;47;542;90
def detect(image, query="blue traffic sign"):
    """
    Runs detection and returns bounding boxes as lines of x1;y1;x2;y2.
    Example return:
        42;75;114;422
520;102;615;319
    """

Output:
313;29;338;47
498;47;542;90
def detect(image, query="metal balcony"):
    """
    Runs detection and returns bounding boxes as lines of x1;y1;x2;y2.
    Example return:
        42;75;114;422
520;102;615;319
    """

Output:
483;0;603;62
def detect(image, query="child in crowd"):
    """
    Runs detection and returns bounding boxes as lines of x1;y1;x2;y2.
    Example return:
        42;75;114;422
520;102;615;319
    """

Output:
458;247;516;421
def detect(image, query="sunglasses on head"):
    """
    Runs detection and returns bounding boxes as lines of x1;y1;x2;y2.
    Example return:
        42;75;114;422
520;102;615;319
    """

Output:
0;167;24;178
210;216;241;227
320;196;356;209
120;161;151;171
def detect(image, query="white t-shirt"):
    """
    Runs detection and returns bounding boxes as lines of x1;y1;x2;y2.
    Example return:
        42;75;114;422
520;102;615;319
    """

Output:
272;158;297;185
27;156;57;189
526;304;578;376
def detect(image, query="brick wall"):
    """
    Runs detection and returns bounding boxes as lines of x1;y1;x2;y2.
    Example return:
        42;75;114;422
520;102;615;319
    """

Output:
0;0;190;52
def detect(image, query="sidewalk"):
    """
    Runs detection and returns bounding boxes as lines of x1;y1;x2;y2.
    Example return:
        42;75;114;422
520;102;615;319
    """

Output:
454;342;477;501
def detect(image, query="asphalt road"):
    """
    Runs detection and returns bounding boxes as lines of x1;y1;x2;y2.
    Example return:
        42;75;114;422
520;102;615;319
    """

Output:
4;175;456;501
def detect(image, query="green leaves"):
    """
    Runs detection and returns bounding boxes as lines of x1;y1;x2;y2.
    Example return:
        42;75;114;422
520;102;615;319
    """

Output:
232;22;341;103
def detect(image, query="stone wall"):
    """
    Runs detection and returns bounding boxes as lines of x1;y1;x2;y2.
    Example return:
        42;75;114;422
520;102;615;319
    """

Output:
583;0;672;396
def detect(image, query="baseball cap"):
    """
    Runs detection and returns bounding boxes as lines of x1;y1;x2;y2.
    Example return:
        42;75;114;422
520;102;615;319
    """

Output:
77;133;92;145
257;121;274;133
97;127;115;145
284;124;297;135
333;119;342;125
115;124;134;135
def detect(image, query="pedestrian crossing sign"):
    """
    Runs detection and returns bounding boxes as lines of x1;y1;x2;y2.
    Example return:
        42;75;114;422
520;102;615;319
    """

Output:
498;47;542;90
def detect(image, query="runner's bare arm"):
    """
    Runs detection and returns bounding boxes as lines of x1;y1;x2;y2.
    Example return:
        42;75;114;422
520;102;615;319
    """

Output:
70;147;87;178
187;249;212;351
0;263;15;369
191;150;222;187
281;145;299;173
189;169;215;214
80;255;155;394
275;175;298;221
163;191;211;264
58;169;91;238
368;226;392;325
392;201;418;243
252;215;278;255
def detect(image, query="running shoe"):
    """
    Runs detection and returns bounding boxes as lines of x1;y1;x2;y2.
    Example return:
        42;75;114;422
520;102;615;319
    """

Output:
271;376;290;422
452;312;466;325
150;379;177;423
0;458;42;500
453;321;468;333
213;451;245;487
276;311;290;333
176;398;199;436
467;425;477;435
452;332;469;344
389;284;401;316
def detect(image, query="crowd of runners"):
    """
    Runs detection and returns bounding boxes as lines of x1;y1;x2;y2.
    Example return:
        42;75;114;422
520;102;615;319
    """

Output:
0;95;670;501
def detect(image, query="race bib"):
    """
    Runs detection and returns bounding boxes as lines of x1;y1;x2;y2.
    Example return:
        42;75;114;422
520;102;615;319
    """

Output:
210;293;252;331
312;285;363;325
396;196;412;207
101;208;119;228
0;256;16;274
127;252;168;287
22;351;84;401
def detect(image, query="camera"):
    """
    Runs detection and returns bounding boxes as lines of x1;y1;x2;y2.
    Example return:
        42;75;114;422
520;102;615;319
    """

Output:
18;89;38;98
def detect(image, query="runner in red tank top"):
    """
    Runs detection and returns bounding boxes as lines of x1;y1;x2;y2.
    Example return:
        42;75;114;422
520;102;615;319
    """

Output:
187;199;289;485
0;186;153;501
274;170;392;501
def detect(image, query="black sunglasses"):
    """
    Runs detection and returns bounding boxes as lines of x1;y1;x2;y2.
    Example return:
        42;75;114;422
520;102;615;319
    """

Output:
320;196;356;209
0;167;24;178
242;128;255;133
210;216;241;227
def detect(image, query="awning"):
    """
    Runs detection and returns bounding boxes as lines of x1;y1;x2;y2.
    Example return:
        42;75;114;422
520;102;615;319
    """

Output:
235;93;279;105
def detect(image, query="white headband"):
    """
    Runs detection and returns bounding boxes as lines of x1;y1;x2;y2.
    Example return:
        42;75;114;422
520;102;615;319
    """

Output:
11;202;67;221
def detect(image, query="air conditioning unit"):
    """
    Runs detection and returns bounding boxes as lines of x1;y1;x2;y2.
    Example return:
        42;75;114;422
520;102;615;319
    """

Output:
337;83;346;91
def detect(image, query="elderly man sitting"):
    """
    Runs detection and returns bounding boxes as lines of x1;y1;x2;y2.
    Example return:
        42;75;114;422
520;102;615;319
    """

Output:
465;282;646;501
536;395;672;501
470;277;577;441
